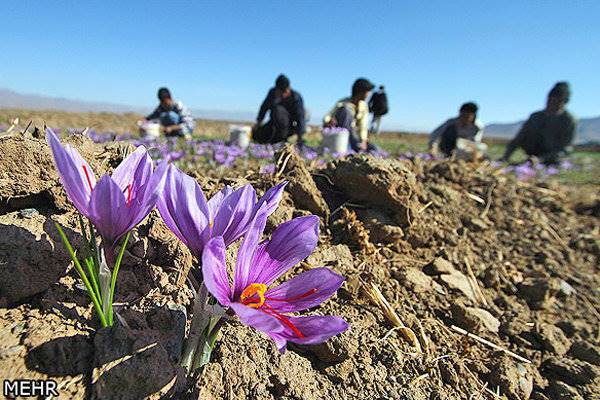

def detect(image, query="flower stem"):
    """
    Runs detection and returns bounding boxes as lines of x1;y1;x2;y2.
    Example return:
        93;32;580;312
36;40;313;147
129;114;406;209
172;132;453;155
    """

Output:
107;232;130;326
181;284;209;374
54;222;108;327
84;256;102;303
191;314;224;371
87;218;101;278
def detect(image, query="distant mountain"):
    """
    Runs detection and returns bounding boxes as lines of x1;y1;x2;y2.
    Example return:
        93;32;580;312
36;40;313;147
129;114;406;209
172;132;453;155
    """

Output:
0;88;255;122
485;115;600;144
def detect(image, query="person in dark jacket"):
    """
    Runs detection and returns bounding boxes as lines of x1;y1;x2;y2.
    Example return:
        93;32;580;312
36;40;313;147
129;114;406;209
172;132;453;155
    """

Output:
368;85;388;134
501;82;576;165
145;87;194;137
253;74;306;145
429;102;483;157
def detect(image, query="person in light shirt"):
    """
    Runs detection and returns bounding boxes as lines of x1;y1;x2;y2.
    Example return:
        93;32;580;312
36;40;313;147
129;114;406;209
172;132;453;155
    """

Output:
323;78;376;152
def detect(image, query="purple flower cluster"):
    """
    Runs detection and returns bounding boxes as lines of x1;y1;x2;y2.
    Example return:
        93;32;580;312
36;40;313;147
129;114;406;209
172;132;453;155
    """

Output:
321;127;349;136
498;160;575;180
63;127;405;169
46;128;348;351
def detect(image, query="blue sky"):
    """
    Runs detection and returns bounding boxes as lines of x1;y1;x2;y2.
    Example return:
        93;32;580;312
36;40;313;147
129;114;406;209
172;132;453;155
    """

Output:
2;1;599;131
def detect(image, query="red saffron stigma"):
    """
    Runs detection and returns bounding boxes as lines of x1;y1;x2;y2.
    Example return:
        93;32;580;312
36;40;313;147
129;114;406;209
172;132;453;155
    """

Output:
262;303;305;338
82;165;93;191
265;288;317;302
126;184;132;207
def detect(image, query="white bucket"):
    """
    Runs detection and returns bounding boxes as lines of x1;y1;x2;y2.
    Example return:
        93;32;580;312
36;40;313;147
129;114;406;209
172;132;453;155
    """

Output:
139;121;161;139
321;128;349;153
229;125;252;149
456;138;488;160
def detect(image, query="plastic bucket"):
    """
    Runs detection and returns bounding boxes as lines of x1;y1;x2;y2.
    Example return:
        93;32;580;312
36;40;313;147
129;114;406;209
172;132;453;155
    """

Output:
229;125;252;149
139;121;161;139
455;138;488;160
321;128;349;153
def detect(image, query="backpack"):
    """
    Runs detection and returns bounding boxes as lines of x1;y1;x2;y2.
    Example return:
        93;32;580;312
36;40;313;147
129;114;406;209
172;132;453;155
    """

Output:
370;92;388;116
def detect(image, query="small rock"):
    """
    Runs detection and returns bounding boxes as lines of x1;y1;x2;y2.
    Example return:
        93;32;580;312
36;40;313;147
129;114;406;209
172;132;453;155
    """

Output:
558;279;576;297
462;216;488;232
423;257;456;275
488;355;533;400
542;356;597;385
569;341;600;366
439;270;477;302
451;304;500;333
394;268;436;293
546;381;583;400
18;208;39;218
535;323;571;356
517;277;560;309
299;335;354;363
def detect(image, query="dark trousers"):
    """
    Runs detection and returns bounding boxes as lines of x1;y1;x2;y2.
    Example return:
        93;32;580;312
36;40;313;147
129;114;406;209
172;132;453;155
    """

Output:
439;124;458;157
252;105;292;144
159;111;184;137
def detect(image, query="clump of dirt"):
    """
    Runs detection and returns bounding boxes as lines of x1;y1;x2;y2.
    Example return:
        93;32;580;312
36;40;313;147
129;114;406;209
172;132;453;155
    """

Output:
1;140;599;399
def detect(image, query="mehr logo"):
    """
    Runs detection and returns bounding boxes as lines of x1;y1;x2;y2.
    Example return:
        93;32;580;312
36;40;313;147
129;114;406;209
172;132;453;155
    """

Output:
3;379;59;397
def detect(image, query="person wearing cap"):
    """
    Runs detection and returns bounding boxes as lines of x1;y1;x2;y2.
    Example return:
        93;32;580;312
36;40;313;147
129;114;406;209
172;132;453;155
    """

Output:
501;82;576;164
368;85;388;135
429;102;483;157
253;74;306;145
323;78;376;152
145;87;194;137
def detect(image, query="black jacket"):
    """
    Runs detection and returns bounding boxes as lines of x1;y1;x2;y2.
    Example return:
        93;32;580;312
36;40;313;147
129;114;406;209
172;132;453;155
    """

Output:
368;91;388;116
257;88;306;134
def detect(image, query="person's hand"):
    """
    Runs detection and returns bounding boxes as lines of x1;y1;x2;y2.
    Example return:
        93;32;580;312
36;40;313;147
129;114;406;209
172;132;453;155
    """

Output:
359;140;368;152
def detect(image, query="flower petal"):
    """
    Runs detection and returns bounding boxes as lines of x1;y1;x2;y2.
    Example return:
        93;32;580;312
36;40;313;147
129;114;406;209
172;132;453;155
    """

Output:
111;146;152;193
157;164;210;256
264;268;345;313
251;215;320;286
89;175;129;246
232;202;269;298
124;160;168;233
254;181;287;218
212;184;256;245
201;237;232;306
206;186;233;222
229;302;284;334
269;315;348;352
46;128;95;216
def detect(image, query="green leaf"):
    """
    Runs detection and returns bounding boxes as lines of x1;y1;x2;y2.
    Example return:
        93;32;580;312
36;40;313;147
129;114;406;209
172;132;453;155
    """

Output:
107;232;130;326
54;221;107;327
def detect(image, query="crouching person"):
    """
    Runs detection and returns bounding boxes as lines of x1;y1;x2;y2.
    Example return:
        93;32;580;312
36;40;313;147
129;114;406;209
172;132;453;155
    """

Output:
323;78;377;152
501;82;576;165
429;102;483;157
253;74;306;145
145;87;194;138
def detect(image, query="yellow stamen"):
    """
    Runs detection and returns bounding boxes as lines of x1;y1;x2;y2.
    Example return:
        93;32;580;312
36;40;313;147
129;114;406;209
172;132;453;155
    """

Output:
240;283;267;309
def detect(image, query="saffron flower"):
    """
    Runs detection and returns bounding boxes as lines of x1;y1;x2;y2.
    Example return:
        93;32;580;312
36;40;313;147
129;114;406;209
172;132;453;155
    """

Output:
157;164;286;257
202;214;348;351
46;128;168;258
46;128;167;327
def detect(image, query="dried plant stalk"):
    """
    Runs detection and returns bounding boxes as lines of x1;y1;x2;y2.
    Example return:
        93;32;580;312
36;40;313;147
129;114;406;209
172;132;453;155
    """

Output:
363;280;422;352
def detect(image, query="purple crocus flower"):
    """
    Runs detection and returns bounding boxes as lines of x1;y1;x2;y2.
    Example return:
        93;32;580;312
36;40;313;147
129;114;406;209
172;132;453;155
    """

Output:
202;214;348;352
46;128;167;258
260;163;276;175
157;164;287;257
